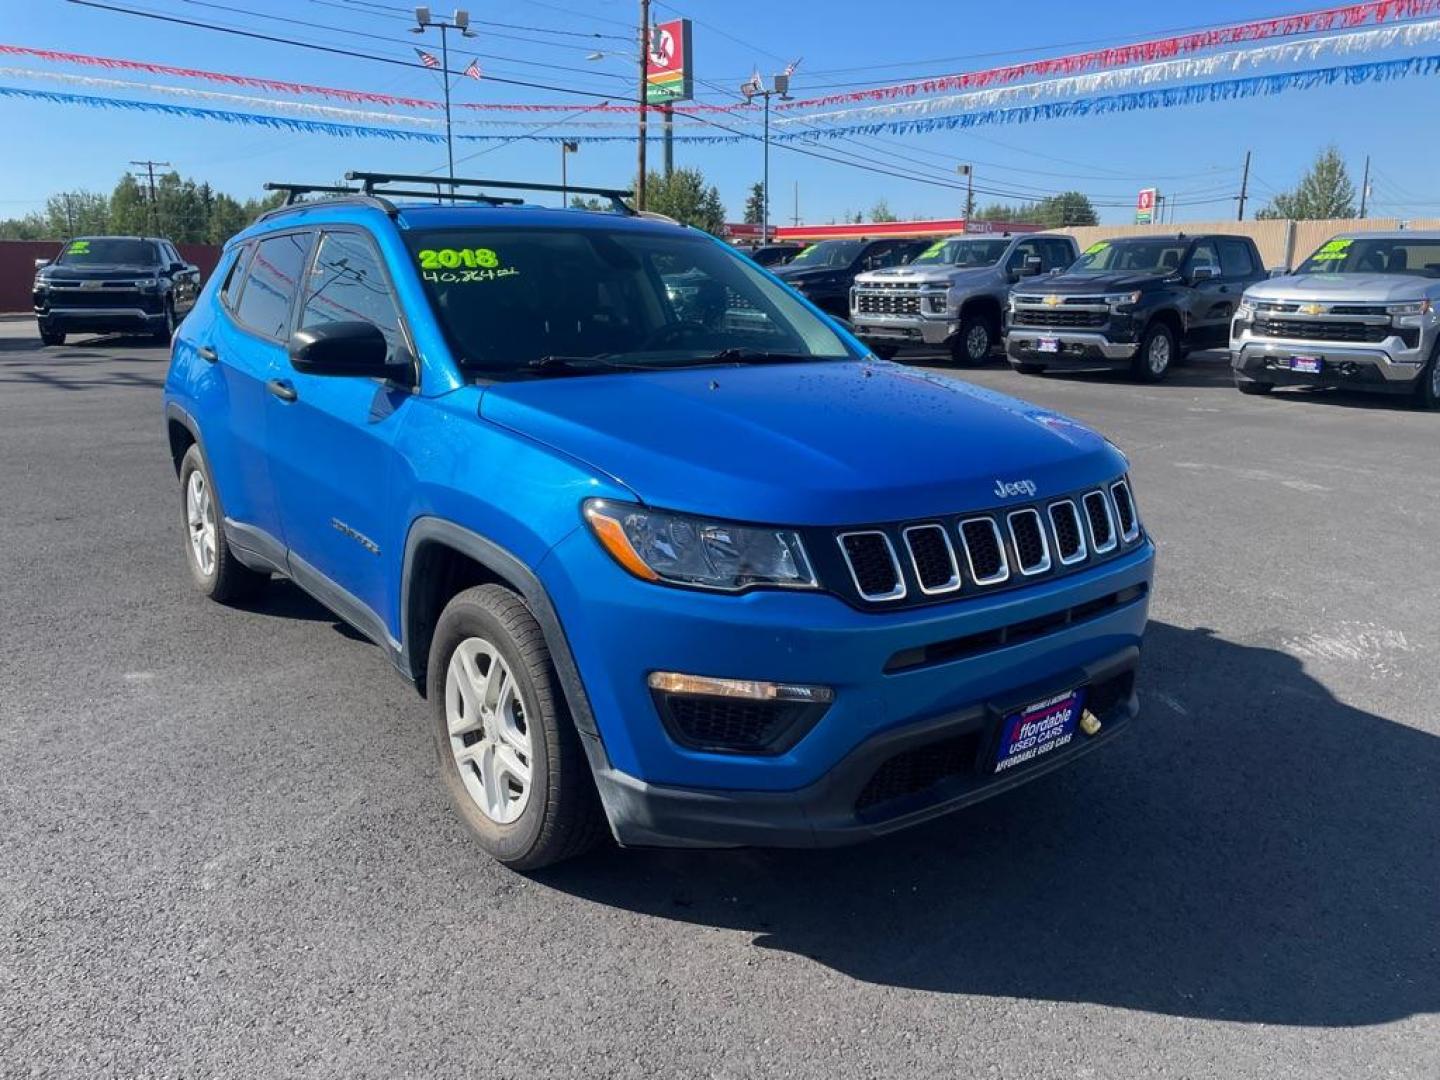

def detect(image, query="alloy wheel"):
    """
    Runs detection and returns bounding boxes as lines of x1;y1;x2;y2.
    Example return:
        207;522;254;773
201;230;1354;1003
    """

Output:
1148;334;1171;375
445;638;533;825
966;323;991;361
185;469;217;577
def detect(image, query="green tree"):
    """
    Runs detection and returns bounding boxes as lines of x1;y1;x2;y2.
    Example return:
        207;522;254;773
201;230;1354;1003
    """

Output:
643;167;726;235
743;181;765;225
1032;191;1098;227
869;199;898;223
108;174;150;235
1255;146;1356;220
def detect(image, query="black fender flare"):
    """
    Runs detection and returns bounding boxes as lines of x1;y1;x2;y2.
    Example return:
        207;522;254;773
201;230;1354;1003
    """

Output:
400;517;603;744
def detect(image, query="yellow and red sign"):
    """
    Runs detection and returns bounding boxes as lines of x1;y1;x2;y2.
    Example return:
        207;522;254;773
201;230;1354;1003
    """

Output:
646;18;693;105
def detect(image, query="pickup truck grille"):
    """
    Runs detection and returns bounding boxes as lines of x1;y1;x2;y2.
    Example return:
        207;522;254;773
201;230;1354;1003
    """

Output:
855;292;922;315
45;290;154;311
830;480;1143;609
1010;309;1107;329
1252;318;1389;344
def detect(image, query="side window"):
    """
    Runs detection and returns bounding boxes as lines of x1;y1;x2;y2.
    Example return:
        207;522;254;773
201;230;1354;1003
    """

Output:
219;244;252;312
161;242;178;267
1008;240;1041;270
1219;239;1256;278
1187;241;1220;275
1047;240;1077;270
864;243;908;271
300;231;403;352
234;232;311;339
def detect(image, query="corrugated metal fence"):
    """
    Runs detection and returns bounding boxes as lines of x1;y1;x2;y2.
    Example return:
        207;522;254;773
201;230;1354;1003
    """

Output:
1057;217;1440;270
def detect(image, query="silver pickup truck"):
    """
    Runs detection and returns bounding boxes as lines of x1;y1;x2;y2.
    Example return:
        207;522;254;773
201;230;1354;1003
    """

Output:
1232;230;1440;409
850;233;1078;364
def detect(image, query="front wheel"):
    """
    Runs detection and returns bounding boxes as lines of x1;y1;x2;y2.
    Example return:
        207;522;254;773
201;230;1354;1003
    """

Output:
428;584;605;870
39;325;66;346
1415;348;1440;410
1131;322;1175;382
950;315;995;366
1236;378;1274;396
152;301;176;344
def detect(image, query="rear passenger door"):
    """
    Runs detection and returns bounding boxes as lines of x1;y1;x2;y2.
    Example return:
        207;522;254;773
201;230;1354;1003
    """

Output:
265;228;416;638
204;230;314;554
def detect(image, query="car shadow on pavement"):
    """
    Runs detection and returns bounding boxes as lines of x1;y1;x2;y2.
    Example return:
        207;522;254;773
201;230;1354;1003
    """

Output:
236;578;370;643
542;621;1439;1028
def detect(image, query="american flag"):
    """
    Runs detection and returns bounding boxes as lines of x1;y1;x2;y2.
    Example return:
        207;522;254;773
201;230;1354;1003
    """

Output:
463;59;482;81
414;48;440;69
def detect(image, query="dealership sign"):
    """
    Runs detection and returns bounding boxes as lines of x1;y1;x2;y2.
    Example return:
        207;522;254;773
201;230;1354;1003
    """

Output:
646;19;693;105
1135;187;1158;224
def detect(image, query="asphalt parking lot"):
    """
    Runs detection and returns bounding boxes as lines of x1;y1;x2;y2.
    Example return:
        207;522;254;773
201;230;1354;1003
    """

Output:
1;318;1436;1079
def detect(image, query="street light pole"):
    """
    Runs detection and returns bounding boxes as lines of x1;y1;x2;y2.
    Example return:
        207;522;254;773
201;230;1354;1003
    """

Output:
413;7;476;195
637;0;650;210
742;69;794;246
561;141;578;205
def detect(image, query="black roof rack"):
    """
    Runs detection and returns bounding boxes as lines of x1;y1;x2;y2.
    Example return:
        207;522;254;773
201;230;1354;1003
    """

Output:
346;171;635;214
263;182;362;206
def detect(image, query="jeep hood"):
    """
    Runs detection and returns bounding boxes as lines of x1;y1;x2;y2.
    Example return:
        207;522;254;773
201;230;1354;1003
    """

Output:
1246;273;1435;303
1021;271;1170;294
479;362;1124;526
855;265;997;287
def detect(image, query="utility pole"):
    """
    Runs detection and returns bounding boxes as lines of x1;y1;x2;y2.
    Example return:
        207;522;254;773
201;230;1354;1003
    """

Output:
1236;149;1252;221
637;0;650;210
792;181;799;227
958;164;974;224
1359;154;1371;218
412;7;476;198
129;159;170;235
561;140;578;205
662;104;674;177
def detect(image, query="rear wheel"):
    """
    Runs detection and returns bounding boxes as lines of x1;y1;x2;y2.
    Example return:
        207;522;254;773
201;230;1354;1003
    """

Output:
1131;322;1175;382
950;314;995;366
428;584;605;870
39;325;65;346
178;445;267;603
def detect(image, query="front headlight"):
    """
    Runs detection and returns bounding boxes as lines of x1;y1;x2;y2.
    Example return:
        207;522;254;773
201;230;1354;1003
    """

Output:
1387;299;1431;320
1235;298;1256;320
583;500;817;592
1103;290;1143;309
136;278;162;291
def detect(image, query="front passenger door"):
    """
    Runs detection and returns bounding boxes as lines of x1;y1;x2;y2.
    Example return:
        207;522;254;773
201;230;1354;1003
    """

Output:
265;229;415;639
1183;240;1229;347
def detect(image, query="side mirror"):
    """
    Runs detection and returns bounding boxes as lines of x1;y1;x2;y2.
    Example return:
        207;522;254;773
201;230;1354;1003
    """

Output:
1190;265;1219;282
34;258;51;270
288;321;407;381
1018;255;1044;278
169;261;187;273
1268;266;1291;279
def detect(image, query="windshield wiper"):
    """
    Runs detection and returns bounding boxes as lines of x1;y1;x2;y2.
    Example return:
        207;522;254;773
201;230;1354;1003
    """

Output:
525;354;643;377
689;348;820;366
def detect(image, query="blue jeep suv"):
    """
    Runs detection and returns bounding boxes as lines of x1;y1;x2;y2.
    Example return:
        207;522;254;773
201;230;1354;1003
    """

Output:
163;173;1155;869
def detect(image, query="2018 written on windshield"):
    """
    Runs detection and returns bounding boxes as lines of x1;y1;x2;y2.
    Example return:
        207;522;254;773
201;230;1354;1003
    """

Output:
417;247;519;284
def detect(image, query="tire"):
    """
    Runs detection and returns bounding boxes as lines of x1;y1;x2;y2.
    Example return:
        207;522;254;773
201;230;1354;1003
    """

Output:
950;314;996;366
39;326;66;346
1012;362;1047;375
1236;378;1274;396
1131;321;1176;382
152;301;176;344
178;445;268;603
1414;346;1440;411
428;584;605;871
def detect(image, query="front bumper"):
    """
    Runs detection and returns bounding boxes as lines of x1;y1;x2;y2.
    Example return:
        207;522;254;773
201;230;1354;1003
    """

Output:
541;527;1155;848
36;304;166;333
1231;331;1426;389
1006;331;1139;363
852;314;958;346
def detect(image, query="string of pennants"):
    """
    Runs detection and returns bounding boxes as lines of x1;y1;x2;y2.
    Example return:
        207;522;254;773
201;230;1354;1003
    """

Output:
4;1;1440;143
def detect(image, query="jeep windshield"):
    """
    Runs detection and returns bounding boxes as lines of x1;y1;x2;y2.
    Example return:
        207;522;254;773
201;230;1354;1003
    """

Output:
407;227;857;377
908;238;1009;268
1296;237;1440;277
1068;239;1189;276
784;240;864;269
56;238;159;266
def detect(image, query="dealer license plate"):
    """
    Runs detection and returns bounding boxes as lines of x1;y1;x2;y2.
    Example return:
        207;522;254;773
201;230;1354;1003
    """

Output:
1038;336;1060;353
994;688;1086;774
1289;355;1322;374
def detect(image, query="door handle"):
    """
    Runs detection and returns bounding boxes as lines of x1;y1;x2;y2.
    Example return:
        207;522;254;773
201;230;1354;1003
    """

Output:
266;378;298;402
198;345;218;363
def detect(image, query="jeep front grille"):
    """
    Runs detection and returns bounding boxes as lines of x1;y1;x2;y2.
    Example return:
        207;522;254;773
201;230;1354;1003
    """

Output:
829;481;1141;607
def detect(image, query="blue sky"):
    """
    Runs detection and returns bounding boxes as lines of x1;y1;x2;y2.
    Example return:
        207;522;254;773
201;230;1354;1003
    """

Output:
4;0;1440;225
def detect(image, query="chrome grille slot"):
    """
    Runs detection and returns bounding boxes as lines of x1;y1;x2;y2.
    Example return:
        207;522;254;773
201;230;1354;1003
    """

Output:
1083;490;1117;554
1047;500;1087;565
902;524;961;595
1110;480;1139;543
1006;509;1051;576
837;531;906;601
958;517;1009;586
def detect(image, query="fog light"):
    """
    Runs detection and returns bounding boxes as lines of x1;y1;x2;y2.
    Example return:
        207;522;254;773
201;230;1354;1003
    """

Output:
648;672;834;754
647;672;833;703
